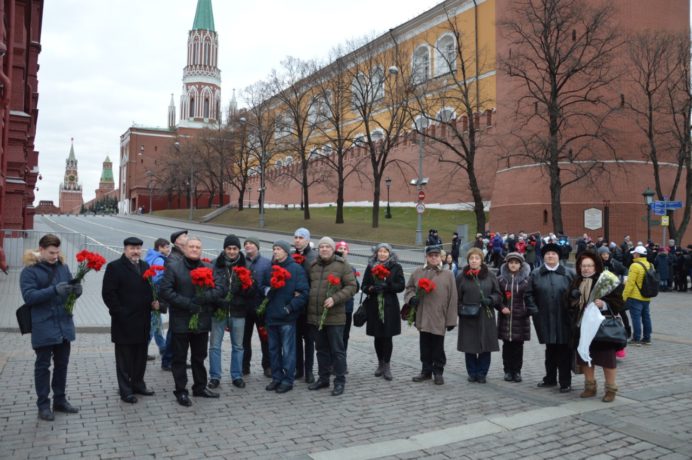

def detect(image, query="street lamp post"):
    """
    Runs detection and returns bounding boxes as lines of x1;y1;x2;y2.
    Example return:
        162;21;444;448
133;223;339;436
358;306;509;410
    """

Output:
642;187;655;243
385;177;392;219
188;164;194;221
146;171;154;214
259;152;266;228
248;186;252;209
415;126;425;245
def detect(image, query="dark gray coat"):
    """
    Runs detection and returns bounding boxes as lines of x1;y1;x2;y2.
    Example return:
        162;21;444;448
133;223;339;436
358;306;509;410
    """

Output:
456;265;502;353
497;262;531;342
361;260;406;338
524;264;575;345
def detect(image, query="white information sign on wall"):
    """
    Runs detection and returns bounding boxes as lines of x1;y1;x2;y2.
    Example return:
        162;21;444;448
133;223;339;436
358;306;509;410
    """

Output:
584;208;603;230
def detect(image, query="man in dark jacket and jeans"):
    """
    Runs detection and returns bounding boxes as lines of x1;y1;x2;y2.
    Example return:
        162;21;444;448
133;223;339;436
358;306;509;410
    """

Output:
306;237;358;396
159;236;225;406
265;240;309;394
20;234;82;421
525;243;575;392
101;237;158;403
242;236;271;377
293;227;317;383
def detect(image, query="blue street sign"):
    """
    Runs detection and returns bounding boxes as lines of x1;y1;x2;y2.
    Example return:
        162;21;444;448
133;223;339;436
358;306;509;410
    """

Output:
666;201;683;210
652;201;666;216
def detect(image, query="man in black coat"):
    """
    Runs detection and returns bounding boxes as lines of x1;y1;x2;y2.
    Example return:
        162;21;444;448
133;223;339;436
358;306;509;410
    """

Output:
101;237;158;403
159;235;225;407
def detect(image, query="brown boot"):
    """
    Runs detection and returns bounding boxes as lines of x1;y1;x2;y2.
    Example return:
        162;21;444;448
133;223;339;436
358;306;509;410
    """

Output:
602;383;618;402
580;380;597;398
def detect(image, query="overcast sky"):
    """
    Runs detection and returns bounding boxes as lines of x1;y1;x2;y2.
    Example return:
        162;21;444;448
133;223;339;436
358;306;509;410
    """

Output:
33;0;444;204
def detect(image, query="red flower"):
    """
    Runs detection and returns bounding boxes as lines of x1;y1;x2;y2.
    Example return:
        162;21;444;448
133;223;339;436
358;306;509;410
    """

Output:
190;267;215;288
505;290;512;300
201;257;212;264
355;271;361;277
466;268;480;277
292;253;305;265
269;265;291;289
258;326;269;342
417;278;436;293
327;274;341;286
371;264;390;280
143;265;165;280
232;266;254;291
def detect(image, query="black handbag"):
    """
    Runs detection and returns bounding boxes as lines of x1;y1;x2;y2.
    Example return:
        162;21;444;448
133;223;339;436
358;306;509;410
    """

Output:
459;304;481;317
16;304;32;335
593;305;627;348
353;292;366;327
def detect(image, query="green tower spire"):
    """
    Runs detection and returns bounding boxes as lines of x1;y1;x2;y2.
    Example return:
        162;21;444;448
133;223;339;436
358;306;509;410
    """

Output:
192;0;215;32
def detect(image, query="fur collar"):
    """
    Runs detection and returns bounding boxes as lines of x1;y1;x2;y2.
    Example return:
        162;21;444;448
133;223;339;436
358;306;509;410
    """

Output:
499;261;530;282
23;250;65;267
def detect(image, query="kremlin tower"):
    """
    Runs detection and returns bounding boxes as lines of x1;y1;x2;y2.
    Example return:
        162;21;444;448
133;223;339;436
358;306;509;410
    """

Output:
58;139;84;214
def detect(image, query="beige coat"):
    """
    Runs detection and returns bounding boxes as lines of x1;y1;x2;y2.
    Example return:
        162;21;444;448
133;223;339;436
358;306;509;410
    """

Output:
404;265;458;336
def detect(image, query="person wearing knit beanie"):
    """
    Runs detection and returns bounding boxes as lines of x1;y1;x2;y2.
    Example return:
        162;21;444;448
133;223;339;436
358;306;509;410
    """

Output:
318;237;336;251
273;240;292;256
244;236;260;250
223;234;241;249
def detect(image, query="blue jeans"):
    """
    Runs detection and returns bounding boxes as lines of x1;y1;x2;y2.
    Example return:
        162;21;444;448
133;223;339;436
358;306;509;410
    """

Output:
148;313;166;354
627;298;651;342
209;316;245;381
161;326;174;368
268;323;297;387
465;352;491;378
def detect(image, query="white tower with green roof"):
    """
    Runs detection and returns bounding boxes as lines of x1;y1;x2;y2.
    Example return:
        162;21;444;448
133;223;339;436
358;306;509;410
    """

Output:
179;0;221;128
95;155;115;201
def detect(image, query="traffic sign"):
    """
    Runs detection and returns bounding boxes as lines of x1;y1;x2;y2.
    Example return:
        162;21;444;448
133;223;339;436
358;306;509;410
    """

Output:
666;201;683;210
418;190;426;201
652;201;666;216
416;203;425;214
661;216;670;226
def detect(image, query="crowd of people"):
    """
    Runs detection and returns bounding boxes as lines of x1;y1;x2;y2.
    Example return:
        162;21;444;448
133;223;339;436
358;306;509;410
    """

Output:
19;226;679;421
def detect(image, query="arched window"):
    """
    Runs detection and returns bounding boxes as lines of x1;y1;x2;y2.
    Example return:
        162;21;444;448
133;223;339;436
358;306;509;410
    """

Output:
412;46;430;84
351;73;368;109
189;97;195;118
436;108;456;123
192;38;199;65
372;67;385;100
204;97;210;119
371;129;385;142
435;34;457;76
413;116;429;131
204;39;211;65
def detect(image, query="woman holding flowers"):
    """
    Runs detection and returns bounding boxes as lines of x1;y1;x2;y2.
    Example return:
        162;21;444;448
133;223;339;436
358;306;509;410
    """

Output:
361;243;406;381
306;237;357;396
497;252;532;383
567;251;624;402
404;245;458;385
456;247;502;383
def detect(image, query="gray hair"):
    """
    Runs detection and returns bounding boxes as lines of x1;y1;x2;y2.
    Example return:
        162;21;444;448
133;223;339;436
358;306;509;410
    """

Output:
186;235;202;245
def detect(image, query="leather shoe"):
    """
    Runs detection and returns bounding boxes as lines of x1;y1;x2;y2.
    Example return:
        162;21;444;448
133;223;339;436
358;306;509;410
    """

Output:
232;379;246;388
537;381;557;388
266;381;280;391
412;373;432;382
134;387;155;396
275;384;293;393
121;394;138;404
53;401;79;413
38;408;54;421
331;383;345;396
433;374;444;385
305;373;315;384
308;380;330;391
477;376;487;384
193;388;220;398
559;386;572;393
176;393;192;407
208;379;220;389
513;372;523;383
467;375;478;383
504;372;514;382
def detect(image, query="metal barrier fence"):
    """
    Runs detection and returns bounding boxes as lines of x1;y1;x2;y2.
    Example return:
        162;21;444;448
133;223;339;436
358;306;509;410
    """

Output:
1;230;88;272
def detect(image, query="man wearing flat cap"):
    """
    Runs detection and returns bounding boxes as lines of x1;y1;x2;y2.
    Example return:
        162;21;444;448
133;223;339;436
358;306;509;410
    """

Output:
169;230;188;264
102;237;159;403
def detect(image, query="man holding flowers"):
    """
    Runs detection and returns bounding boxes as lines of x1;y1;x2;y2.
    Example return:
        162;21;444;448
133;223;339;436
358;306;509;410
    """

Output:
102;237;158;403
306;237;357;396
160;236;225;406
264;240;309;394
404;245;458;385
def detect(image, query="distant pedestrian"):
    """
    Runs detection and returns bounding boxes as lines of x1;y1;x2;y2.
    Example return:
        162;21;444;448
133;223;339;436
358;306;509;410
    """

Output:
623;246;654;346
102;237;158;404
405;245;458;385
361;243;406;381
444;253;458;277
20;234;82;421
451;232;461;266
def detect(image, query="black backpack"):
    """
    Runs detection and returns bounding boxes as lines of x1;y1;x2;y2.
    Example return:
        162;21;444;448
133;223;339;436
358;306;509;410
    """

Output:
635;261;659;298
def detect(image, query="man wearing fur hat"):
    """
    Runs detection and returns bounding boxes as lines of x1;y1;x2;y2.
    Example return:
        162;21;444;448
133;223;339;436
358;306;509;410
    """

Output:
306;237;358;396
20;234;82;421
293;227;317;383
102;237;158;403
525;243;575;392
404;245;458;385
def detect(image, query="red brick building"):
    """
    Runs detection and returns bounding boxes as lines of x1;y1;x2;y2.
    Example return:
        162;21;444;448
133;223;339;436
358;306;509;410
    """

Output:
0;0;43;230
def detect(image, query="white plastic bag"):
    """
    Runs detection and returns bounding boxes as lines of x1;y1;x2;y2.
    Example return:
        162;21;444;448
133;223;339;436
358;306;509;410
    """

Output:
577;302;605;366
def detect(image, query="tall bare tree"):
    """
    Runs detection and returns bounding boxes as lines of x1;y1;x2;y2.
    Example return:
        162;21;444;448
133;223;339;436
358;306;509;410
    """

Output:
499;0;621;234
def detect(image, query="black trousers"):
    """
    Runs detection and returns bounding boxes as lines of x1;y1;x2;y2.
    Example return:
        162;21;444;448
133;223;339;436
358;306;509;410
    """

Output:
502;340;524;373
313;324;346;384
115;343;148;397
34;340;71;409
172;332;209;394
419;331;446;376
374;337;393;363
343;312;352;352
295;315;314;376
544;343;571;388
243;309;270;371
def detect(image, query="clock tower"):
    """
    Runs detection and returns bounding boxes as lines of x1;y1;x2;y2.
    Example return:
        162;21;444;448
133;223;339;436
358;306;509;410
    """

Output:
59;138;84;214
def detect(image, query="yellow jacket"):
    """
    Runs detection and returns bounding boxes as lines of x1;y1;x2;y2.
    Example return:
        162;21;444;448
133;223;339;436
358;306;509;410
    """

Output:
623;258;652;302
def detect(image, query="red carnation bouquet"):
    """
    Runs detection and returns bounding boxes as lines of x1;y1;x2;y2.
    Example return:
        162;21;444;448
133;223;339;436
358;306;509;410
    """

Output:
292;253;305;265
66;249;107;315
407;277;436;326
256;265;292;317
318;274;341;330
371;264;390;322
201;257;212;264
215;266;254;322
143;265;166;331
189;266;215;331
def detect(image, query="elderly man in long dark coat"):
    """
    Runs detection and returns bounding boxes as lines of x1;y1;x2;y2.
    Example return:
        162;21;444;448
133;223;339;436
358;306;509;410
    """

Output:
102;237;158;403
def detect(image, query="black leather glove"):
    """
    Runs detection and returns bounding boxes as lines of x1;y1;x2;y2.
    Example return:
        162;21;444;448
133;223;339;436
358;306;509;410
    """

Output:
71;283;83;297
194;294;207;305
408;296;420;308
371;284;386;294
55;282;70;296
570;289;581;300
480;297;492;307
446;326;455;331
